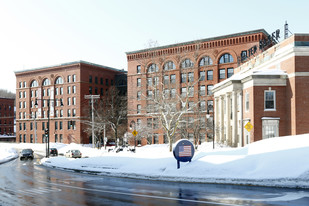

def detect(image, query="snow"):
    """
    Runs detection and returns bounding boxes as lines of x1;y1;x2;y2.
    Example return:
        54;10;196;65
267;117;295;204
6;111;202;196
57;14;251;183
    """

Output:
1;134;309;188
0;144;18;164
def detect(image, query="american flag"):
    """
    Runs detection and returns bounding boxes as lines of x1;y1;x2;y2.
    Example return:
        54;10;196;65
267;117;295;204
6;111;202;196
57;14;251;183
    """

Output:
179;145;191;157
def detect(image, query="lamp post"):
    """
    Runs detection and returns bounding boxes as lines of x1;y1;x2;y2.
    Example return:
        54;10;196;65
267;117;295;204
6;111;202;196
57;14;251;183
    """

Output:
35;98;63;158
206;104;215;149
84;95;100;148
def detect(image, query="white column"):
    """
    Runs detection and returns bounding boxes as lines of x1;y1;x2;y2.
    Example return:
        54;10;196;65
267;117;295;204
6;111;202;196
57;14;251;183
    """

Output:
219;96;224;143
225;93;231;145
214;97;219;143
232;91;237;146
239;91;243;147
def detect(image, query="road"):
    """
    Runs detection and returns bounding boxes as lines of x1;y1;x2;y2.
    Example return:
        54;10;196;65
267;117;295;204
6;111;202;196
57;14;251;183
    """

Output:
0;155;309;205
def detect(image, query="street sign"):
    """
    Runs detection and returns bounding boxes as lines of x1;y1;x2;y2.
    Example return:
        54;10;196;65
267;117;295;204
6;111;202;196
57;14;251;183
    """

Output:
245;122;253;132
132;130;138;136
173;139;195;169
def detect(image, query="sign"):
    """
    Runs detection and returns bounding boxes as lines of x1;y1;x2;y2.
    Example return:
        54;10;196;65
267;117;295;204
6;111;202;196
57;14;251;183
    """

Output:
173;139;194;169
132;130;138;136
245;122;253;132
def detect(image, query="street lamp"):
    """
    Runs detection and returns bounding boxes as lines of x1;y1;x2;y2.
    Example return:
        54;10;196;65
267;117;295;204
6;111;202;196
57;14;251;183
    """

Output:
206;104;215;149
35;98;63;157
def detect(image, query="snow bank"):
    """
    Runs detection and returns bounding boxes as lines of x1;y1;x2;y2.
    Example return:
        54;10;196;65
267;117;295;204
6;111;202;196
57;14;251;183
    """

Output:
39;134;309;188
0;144;18;163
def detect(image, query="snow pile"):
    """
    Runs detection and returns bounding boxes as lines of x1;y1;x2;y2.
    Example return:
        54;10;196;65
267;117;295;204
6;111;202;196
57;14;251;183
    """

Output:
39;134;309;188
0;145;18;163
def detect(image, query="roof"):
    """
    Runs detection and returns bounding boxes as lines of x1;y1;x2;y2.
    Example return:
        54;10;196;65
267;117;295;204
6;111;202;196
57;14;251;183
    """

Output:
126;29;269;54
15;60;126;74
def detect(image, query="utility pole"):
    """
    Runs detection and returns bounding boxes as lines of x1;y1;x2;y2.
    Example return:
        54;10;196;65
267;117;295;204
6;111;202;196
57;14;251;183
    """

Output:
85;95;100;148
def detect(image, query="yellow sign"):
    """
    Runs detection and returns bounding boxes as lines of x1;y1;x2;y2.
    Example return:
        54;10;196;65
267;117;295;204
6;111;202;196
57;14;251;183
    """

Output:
132;130;138;136
245;122;253;132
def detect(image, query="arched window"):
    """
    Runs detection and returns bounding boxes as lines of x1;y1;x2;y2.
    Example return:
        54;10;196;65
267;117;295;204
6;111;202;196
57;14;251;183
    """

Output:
147;64;159;73
164;61;176;71
42;78;50;86
219;53;234;64
55;77;64;84
181;58;194;69
199;56;213;66
30;80;38;87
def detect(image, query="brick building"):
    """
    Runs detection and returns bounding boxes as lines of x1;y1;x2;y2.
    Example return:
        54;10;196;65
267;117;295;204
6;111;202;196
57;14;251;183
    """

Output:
0;98;15;137
212;34;309;146
126;29;269;145
15;61;126;144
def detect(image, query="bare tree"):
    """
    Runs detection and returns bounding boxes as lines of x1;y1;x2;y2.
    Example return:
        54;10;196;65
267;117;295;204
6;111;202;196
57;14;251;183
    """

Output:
83;86;127;147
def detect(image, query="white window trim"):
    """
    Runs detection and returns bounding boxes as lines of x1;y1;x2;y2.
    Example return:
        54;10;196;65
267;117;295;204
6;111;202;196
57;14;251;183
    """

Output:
264;90;276;111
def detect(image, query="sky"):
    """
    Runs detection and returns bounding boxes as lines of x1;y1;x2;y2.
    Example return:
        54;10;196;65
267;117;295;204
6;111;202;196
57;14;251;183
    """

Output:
1;0;309;93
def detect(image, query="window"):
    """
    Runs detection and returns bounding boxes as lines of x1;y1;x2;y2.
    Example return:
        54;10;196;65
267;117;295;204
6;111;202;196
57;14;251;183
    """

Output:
137;105;141;114
164;61;176;70
245;93;249;112
137;65;141;74
181;87;187;97
181;73;187;83
181;59;194;69
219;53;234;64
105;79;109;86
95;87;98;94
89;86;92;94
59;121;63;130
188;87;194;97
219;69;226;79
67;109;71;117
55;77;63;84
262;119;279;139
137;78;141;87
153;76;159;86
199;56;213;66
207;70;213;80
43;79;50;86
95;77;98;84
101;88;104;95
31;80;38;87
153;118;159;129
199;85;205;96
73;86;76;93
207;85;213;95
55;121;58;130
170;74;176;84
207;100;213;112
164;89;170;99
199;71;205;81
147;90;153;99
171;88;176;98
60;87;63;95
200;101;206;111
67;98;71;106
137;91;141;100
89;75;92;83
188;72;194;82
147;64;159;73
73;109;76;117
147;78;152;86
100;78;103;85
72;74;76;82
147;118;152;128
73;97;76;105
67;75;71;83
265;90;276;110
67;86;71;94
227;68;234;78
164;75;169;85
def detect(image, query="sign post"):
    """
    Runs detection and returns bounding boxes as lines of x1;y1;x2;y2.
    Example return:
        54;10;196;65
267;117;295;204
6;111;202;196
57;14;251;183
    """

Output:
245;122;253;132
173;139;195;169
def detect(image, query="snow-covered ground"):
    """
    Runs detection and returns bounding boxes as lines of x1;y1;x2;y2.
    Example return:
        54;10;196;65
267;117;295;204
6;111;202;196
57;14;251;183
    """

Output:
1;134;309;188
0;144;18;164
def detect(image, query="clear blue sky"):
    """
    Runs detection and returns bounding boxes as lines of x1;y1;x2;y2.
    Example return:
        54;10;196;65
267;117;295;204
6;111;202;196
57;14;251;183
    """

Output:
1;0;308;92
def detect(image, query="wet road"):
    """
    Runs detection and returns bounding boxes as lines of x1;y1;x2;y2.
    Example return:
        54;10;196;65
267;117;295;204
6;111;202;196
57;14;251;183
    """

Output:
0;157;309;206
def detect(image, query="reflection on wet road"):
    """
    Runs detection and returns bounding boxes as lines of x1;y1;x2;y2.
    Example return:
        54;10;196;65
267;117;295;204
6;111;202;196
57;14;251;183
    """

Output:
0;157;309;205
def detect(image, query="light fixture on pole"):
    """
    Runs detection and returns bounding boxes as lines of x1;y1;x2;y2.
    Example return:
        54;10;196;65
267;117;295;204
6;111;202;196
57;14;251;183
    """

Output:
35;98;63;158
85;95;100;148
206;104;215;149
